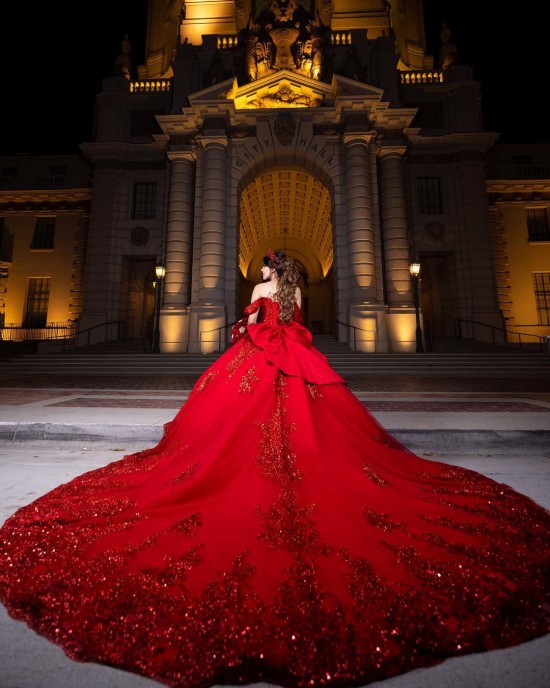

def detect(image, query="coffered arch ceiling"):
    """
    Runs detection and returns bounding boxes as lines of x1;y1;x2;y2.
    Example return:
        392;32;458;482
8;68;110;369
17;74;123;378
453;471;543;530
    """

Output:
239;168;333;281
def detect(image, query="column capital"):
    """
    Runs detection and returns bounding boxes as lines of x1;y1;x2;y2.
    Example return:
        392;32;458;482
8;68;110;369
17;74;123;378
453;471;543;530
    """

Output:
167;150;197;163
343;132;375;147
197;135;229;149
377;144;408;159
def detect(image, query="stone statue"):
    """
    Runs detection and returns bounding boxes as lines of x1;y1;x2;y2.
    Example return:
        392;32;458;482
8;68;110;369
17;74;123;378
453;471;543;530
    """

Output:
240;0;327;83
270;0;299;24
343;45;361;80
438;23;459;69
208;51;226;84
114;34;133;79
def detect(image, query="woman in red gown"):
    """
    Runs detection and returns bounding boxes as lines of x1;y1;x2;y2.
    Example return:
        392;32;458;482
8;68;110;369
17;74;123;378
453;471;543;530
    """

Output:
0;249;549;688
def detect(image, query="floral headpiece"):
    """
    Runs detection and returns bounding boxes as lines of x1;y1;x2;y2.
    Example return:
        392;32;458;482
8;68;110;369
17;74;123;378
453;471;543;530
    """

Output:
267;249;282;265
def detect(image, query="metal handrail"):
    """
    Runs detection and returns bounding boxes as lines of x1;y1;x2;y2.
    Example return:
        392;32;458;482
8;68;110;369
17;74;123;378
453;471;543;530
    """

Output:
75;320;126;347
453;318;548;352
0;321;77;343
199;322;236;352
335;319;376;351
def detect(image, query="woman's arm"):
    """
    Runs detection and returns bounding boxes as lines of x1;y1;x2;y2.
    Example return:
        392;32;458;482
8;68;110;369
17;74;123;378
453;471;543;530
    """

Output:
247;285;262;324
295;286;302;310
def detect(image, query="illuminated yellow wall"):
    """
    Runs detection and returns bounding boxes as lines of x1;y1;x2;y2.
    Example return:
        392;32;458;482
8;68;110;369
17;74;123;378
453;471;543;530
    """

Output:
497;203;550;342
179;0;238;46
4;214;80;325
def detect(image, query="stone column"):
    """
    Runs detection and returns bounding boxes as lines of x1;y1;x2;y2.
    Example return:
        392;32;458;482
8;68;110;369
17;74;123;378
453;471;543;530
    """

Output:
198;136;228;303
164;152;195;308
343;133;386;351
378;145;417;352
378;146;412;306
189;135;228;352
160;151;196;352
344;133;376;301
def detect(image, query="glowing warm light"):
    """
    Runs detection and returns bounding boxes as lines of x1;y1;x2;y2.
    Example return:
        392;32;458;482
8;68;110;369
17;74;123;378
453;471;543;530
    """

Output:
409;262;421;277
155;262;167;279
160;311;190;353
239;169;333;278
179;0;238;46
199;315;226;353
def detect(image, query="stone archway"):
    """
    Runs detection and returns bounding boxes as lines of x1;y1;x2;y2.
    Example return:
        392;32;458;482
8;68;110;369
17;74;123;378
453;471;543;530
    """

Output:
238;166;335;333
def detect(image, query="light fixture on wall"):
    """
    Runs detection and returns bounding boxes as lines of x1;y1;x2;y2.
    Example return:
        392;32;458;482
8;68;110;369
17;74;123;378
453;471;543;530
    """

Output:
152;261;166;354
409;262;424;353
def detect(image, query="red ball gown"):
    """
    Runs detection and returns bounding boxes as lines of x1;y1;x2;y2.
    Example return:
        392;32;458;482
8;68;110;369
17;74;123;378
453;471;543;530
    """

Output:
0;297;549;688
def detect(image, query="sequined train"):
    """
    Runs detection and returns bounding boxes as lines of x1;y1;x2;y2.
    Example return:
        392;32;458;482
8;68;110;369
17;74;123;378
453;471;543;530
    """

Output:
0;297;549;688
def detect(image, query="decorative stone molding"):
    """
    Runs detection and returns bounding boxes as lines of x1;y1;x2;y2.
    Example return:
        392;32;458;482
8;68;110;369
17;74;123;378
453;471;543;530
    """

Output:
343;132;375;146
424;222;445;243
273;113;296;145
130;226;150;246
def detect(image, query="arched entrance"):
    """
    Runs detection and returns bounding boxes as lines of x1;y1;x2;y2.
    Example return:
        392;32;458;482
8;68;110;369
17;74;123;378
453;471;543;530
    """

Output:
237;166;334;333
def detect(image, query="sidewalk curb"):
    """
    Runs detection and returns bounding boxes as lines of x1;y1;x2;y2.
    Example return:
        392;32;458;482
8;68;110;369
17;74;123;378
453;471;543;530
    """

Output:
1;423;550;453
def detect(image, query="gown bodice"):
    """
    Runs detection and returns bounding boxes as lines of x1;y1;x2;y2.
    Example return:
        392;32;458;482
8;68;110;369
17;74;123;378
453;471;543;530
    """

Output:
244;296;302;326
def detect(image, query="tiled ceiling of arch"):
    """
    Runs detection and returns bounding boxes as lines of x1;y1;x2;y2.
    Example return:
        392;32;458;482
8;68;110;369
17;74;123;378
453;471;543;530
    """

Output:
239;170;333;274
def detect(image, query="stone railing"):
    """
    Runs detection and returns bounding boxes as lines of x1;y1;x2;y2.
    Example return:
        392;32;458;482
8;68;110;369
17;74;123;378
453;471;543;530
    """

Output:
217;35;239;49
400;71;443;85
331;32;352;45
130;79;172;94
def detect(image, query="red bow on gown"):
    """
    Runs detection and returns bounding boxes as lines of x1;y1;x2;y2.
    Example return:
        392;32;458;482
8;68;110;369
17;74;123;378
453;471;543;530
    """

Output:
0;297;549;688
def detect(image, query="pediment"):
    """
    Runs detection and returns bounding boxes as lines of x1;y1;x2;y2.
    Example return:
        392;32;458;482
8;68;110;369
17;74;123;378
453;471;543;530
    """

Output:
188;71;384;110
330;74;384;99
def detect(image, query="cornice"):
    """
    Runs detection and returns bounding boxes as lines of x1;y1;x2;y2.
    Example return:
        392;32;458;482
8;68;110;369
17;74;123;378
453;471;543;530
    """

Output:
0;189;91;212
79;141;167;163
406;131;499;155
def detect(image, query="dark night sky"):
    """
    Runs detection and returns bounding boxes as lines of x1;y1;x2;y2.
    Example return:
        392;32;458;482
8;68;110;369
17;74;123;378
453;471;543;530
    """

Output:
0;1;544;156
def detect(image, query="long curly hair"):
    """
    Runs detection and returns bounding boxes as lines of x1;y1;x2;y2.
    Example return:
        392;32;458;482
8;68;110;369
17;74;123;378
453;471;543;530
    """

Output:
263;249;300;323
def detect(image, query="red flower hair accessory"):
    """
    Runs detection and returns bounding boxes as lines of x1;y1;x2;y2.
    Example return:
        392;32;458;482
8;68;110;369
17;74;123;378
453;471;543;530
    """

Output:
267;249;281;264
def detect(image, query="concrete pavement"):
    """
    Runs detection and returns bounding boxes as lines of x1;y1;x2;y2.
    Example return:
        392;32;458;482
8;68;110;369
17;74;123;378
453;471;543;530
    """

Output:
0;370;550;451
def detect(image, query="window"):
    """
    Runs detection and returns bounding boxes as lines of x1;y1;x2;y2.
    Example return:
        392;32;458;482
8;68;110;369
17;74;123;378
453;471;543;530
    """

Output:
417;177;443;214
533;273;550;325
23;277;50;327
132;182;157;219
31;217;56;249
527;208;550;241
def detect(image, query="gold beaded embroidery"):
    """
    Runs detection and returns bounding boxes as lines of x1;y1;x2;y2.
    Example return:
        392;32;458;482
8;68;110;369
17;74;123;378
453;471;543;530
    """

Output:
197;370;219;392
256;375;301;482
362;463;390;488
239;366;259;393
170;462;199;485
306;383;324;400
226;338;258;379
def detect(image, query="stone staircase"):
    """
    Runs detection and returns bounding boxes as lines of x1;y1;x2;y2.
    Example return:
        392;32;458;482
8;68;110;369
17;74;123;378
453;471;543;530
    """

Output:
429;337;518;353
1;335;550;379
312;335;550;376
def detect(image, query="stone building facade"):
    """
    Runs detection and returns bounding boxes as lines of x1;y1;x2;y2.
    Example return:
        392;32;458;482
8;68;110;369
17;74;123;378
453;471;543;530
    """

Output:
1;1;548;352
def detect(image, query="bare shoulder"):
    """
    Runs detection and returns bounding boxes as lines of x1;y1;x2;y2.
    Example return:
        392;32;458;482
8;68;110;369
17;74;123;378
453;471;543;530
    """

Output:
251;282;270;301
295;286;302;307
